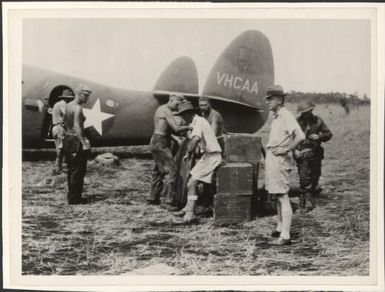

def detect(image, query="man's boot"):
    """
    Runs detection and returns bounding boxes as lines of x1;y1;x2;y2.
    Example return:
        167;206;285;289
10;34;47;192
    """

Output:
53;151;63;175
305;192;316;212
298;193;306;214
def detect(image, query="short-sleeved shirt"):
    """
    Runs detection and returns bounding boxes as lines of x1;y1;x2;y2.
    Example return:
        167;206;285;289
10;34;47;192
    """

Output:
266;107;305;149
190;115;222;153
202;109;224;138
52;100;67;125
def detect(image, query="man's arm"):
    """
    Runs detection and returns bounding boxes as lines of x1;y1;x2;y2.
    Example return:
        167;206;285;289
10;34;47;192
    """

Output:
308;118;333;142
184;136;200;160
164;111;192;133
273;112;305;156
273;128;305;156
210;115;219;137
318;119;333;142
287;129;305;152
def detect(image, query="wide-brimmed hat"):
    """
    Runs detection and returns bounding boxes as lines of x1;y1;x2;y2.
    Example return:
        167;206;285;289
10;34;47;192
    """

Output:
263;85;287;99
59;89;75;99
173;101;197;115
170;93;184;100
77;84;92;95
297;100;315;114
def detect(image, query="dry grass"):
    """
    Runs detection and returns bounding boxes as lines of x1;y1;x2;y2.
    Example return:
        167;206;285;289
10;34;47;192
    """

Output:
22;103;370;275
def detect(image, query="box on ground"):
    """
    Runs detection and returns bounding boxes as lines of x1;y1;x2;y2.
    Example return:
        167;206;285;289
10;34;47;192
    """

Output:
214;193;257;225
216;162;254;195
224;133;262;163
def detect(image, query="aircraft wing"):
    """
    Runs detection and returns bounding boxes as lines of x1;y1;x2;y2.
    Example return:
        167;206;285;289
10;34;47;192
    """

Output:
153;90;263;111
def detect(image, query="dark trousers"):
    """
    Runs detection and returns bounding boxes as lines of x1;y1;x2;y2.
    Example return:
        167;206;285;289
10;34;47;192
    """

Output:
148;134;177;205
65;148;89;203
297;158;322;193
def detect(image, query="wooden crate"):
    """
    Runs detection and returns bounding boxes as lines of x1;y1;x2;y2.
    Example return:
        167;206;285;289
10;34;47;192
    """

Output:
216;162;253;195
214;193;256;225
224;134;262;163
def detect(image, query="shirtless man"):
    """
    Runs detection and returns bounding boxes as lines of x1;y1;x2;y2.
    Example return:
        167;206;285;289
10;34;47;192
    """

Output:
63;85;92;205
147;94;192;210
199;96;225;152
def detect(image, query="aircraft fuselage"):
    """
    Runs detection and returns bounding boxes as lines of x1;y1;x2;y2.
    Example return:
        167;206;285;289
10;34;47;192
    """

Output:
22;65;161;148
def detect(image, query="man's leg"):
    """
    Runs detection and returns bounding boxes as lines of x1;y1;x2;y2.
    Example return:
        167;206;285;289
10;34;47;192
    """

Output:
269;193;292;245
65;152;74;203
55;148;63;172
52;127;65;174
183;178;199;222
52;137;63;174
68;149;89;204
275;196;282;233
161;153;178;208
279;194;292;240
297;158;313;213
148;163;163;204
148;135;166;204
311;159;322;196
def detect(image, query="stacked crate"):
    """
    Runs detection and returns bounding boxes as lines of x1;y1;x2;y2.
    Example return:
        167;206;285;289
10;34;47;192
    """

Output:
214;134;262;225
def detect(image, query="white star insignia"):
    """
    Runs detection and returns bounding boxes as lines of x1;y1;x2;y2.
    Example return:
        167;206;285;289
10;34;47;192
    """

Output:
83;98;114;136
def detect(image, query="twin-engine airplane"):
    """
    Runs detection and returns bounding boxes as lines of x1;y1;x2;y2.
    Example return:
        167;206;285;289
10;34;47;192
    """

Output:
22;30;274;148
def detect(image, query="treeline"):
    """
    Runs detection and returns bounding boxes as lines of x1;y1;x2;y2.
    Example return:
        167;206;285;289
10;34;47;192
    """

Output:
286;91;371;106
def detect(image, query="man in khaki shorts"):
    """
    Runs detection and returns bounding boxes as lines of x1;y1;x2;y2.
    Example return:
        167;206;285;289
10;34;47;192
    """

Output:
51;89;74;174
264;85;305;245
173;101;222;223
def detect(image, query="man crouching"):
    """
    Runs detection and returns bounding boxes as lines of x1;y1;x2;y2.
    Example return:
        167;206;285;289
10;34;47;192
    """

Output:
173;101;222;223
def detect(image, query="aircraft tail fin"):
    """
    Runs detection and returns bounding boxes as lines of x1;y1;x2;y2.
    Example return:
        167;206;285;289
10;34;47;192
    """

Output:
202;30;274;113
153;56;199;94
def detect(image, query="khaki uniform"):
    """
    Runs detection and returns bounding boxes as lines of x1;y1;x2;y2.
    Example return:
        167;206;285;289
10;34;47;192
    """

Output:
189;115;222;184
148;134;177;204
265;107;305;194
52;100;67;149
296;114;332;193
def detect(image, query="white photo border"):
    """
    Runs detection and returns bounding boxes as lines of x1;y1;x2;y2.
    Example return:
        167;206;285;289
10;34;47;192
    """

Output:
3;2;384;291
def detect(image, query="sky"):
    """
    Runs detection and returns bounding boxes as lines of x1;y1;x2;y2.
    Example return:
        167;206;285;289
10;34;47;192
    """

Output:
23;19;371;97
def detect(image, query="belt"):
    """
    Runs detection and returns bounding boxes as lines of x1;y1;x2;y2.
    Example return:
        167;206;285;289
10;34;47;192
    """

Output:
52;122;64;127
154;130;168;136
204;151;221;155
300;148;312;153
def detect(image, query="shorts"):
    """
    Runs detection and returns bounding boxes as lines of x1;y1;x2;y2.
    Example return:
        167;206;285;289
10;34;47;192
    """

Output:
52;124;65;149
190;152;222;184
265;149;294;194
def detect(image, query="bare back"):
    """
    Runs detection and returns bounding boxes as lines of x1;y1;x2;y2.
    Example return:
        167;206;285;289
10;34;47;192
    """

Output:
153;104;174;136
206;109;224;137
64;100;85;135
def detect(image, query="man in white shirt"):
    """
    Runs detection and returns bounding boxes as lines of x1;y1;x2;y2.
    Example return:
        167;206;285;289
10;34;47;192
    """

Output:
173;101;222;223
264;85;305;245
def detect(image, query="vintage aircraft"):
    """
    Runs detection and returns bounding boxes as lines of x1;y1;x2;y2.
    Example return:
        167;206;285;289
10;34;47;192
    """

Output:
22;30;274;148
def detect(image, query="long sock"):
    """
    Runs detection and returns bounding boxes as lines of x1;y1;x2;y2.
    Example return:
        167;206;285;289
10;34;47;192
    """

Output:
280;194;292;239
276;199;282;232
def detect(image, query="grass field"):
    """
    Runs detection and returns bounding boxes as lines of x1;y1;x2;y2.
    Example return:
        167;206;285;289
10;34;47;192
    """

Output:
22;103;370;275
